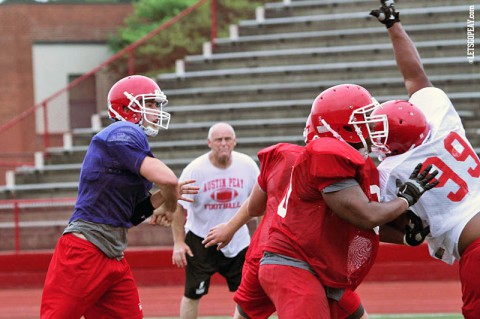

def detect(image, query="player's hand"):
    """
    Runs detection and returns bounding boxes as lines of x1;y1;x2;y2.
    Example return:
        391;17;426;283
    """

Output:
404;210;430;246
178;179;200;203
370;0;400;29
149;204;175;226
396;163;439;207
172;242;193;268
202;223;234;250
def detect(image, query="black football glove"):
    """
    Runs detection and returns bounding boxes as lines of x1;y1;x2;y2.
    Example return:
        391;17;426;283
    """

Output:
397;163;439;207
370;0;400;29
404;210;430;246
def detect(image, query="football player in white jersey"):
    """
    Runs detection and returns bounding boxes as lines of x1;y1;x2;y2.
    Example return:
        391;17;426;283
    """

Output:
370;1;480;317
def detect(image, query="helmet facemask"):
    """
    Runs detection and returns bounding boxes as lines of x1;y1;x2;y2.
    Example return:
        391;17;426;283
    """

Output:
303;114;319;144
368;100;430;160
122;90;170;137
348;98;389;157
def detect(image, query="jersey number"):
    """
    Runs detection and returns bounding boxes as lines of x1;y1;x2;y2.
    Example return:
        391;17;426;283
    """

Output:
277;183;292;218
423;131;480;202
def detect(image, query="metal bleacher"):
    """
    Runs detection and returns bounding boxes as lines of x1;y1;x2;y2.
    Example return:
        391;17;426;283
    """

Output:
0;0;479;250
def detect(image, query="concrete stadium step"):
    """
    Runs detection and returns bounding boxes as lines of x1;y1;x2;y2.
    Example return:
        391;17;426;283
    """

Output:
9;96;479;188
214;22;475;54
0;243;460;288
0;137;306;199
77;92;480;135
0;220;174;252
45;133;304;161
0;183;79;200
464;120;480;131
12;158;194;185
13;164;84;184
9;112;478;191
261;0;458;20
72;116;310;147
236;5;469;36
161;74;480;106
0;200;75;224
155;93;479;123
185;39;472;72
3;73;478;197
157;57;478;88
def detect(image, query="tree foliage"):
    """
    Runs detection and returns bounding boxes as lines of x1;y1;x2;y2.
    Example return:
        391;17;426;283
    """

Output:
0;0;132;3
107;0;269;76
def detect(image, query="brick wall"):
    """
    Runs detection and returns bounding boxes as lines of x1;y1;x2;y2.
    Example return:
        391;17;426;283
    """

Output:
0;3;132;183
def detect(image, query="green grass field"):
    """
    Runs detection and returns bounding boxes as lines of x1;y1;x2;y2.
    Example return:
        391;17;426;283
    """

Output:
149;315;463;319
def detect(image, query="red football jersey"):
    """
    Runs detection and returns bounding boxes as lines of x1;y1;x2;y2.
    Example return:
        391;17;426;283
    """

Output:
246;143;304;263
264;137;380;290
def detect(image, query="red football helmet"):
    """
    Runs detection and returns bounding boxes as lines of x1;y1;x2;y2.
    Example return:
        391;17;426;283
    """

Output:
107;75;170;136
310;84;386;149
303;113;317;144
371;100;430;156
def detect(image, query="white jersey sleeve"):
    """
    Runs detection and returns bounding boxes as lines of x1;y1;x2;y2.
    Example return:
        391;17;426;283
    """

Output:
379;88;480;265
179;151;259;257
409;87;465;138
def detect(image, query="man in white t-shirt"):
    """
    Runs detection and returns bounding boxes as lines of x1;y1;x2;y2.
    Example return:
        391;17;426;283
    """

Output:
370;1;480;317
171;122;259;319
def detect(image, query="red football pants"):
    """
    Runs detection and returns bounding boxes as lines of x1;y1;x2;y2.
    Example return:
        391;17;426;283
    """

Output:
258;264;330;318
41;234;143;319
460;237;480;319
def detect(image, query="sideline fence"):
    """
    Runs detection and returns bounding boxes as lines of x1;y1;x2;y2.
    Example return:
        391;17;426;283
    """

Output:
0;197;76;252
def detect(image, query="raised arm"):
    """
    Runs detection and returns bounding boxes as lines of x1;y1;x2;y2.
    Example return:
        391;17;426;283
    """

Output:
387;23;432;96
370;0;432;96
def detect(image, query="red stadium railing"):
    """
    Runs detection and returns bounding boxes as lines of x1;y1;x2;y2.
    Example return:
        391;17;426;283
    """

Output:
0;0;215;168
0;197;77;253
0;0;221;252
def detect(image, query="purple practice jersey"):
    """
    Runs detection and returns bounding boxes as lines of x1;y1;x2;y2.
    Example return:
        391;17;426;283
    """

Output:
71;121;153;228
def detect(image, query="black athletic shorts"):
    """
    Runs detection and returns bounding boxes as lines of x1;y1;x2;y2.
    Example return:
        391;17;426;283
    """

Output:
184;231;248;300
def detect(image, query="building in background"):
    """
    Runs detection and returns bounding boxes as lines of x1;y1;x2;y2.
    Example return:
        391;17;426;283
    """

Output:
0;2;133;183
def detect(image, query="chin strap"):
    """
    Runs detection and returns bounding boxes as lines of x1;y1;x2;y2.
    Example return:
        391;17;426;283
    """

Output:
353;124;370;158
140;113;160;137
375;151;387;162
319;119;370;158
142;124;159;137
319;118;346;143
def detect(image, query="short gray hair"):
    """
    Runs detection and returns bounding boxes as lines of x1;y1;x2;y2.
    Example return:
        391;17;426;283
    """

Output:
207;122;236;140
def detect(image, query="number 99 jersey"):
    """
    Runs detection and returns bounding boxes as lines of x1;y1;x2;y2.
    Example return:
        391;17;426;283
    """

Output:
378;87;480;265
